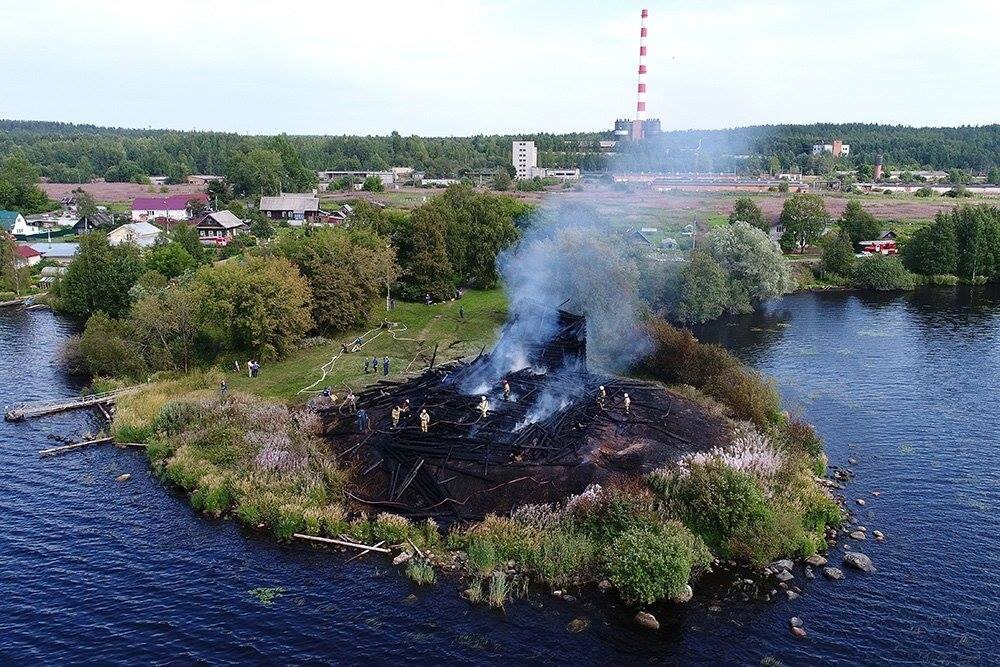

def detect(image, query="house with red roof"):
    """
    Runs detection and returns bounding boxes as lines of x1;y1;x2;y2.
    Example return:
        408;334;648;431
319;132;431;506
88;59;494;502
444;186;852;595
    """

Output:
130;193;209;223
15;244;43;268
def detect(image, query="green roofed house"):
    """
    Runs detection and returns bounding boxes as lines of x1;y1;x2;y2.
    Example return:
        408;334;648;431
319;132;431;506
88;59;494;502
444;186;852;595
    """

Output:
0;210;43;237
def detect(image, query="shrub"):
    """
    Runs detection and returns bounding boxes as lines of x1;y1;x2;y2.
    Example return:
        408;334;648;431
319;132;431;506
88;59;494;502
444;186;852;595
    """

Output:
852;255;915;290
486;571;510;608
782;418;823;458
533;530;597;587
405;557;436;585
317;505;348;537
641;320;780;428
373;512;413;544
702;366;781;428
462;515;540;574
565;481;657;544
190;473;231;516
273;503;306;540
914;187;934;197
667;460;780;563
602;522;709;605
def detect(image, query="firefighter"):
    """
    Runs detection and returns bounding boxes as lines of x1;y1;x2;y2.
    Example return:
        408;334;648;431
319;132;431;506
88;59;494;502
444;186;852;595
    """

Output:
346;391;357;413
356;408;370;433
623;392;631;415
597;385;606;408
477;395;489;418
502;379;511;401
391;404;402;428
419;409;430;433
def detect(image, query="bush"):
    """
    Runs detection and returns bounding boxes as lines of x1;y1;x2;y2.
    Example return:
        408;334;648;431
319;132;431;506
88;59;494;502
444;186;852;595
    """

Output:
852;255;916;290
565;481;657;544
782;418;823;458
533;530;597;587
641;320;781;429
190;473;231;516
405;557;436;585
602;522;709;605
462;515;540;574
372;512;413;544
914;187;934;198
668;460;780;563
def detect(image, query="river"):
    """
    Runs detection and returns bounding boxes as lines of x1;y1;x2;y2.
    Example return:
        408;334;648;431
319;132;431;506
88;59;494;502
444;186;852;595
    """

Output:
1;286;997;665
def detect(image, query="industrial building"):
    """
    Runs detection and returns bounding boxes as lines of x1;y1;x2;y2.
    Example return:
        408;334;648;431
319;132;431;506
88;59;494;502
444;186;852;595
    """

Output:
510;141;580;181
812;140;851;157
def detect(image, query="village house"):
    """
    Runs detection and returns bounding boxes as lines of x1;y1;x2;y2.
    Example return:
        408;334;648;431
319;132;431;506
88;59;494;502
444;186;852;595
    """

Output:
130;194;209;222
259;194;320;221
15;244;43;268
108;221;163;247
0;210;44;237
73;211;114;234
195;210;247;244
28;243;78;265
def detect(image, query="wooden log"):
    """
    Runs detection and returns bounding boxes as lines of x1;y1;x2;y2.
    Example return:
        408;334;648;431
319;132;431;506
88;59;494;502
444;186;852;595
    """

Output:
292;533;392;553
345;540;387;563
38;436;113;457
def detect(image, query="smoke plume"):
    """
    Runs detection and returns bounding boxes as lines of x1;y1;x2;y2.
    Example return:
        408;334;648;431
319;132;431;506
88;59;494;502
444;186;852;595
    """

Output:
458;200;651;397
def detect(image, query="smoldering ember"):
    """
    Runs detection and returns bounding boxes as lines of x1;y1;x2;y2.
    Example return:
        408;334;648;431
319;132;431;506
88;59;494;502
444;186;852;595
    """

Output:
318;302;727;521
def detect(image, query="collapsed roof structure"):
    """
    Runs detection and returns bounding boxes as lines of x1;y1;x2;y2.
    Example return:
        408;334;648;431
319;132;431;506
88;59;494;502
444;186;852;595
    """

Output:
319;305;726;523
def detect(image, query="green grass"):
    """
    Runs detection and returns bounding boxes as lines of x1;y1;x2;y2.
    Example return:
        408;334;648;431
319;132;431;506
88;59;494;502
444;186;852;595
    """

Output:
227;289;508;403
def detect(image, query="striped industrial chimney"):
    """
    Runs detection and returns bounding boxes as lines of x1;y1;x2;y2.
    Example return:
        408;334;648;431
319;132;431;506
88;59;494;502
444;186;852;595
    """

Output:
631;8;649;140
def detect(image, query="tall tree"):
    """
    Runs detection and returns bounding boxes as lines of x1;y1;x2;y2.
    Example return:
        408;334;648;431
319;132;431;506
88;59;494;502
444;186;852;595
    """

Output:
779;193;829;253
57;233;143;317
839;200;883;246
902;214;958;276
191;256;313;360
728;197;768;233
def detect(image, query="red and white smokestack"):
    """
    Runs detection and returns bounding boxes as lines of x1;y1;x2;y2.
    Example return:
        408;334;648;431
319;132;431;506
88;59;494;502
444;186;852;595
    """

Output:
632;8;648;140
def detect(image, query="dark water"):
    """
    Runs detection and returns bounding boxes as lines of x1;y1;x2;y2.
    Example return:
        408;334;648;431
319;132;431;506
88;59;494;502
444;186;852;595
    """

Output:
1;288;998;665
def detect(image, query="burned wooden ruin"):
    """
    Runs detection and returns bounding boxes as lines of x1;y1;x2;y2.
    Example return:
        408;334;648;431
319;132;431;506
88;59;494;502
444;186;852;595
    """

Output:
319;305;725;522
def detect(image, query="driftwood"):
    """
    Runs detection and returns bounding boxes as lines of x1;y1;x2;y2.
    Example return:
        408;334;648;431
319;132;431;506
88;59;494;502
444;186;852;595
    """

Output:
292;533;391;553
345;540;387;563
38;436;113;457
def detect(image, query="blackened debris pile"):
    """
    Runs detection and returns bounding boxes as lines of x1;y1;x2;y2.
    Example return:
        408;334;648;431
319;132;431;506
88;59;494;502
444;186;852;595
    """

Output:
320;307;724;522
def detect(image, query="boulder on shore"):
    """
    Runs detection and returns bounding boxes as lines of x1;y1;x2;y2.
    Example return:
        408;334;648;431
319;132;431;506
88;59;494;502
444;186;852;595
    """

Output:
804;554;827;567
844;552;876;573
672;584;693;604
634;611;660;630
770;559;794;573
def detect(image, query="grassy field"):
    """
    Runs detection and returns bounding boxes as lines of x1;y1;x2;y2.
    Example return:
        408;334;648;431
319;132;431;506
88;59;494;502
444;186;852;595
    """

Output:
227;289;508;404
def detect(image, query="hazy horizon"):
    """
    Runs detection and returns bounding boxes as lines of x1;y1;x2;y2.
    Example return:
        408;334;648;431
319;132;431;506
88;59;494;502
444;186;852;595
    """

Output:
4;0;998;135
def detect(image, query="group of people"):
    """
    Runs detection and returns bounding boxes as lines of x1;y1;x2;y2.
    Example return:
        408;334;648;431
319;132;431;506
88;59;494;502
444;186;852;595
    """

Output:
364;355;391;376
236;359;261;378
597;385;630;415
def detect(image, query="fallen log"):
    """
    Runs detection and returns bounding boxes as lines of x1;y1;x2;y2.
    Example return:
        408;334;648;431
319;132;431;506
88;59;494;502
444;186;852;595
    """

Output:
345;539;387;563
292;533;391;553
38;436;113;457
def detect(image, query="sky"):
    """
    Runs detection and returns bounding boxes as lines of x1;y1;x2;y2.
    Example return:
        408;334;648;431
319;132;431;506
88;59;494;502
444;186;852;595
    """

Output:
3;0;998;136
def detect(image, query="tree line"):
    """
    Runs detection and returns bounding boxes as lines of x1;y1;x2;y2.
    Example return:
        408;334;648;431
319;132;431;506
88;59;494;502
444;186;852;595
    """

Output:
56;185;529;379
1;119;996;185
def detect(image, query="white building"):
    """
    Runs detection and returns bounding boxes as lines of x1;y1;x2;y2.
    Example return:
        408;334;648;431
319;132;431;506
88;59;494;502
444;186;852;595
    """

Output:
511;141;580;181
811;140;850;157
512;141;538;180
108;222;163;248
131;195;209;222
0;210;44;237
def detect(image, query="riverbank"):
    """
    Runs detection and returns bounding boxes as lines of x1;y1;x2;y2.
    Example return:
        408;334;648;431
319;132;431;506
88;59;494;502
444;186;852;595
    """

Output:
105;298;844;621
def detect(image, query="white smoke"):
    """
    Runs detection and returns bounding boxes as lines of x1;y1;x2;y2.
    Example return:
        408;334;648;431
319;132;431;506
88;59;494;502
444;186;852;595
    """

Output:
457;200;651;419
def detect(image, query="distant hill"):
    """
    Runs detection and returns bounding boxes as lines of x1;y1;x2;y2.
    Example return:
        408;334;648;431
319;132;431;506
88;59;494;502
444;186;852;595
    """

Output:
0;118;996;183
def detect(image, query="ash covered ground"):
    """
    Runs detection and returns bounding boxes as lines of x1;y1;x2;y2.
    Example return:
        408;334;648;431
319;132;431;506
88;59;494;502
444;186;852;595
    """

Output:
318;304;729;522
